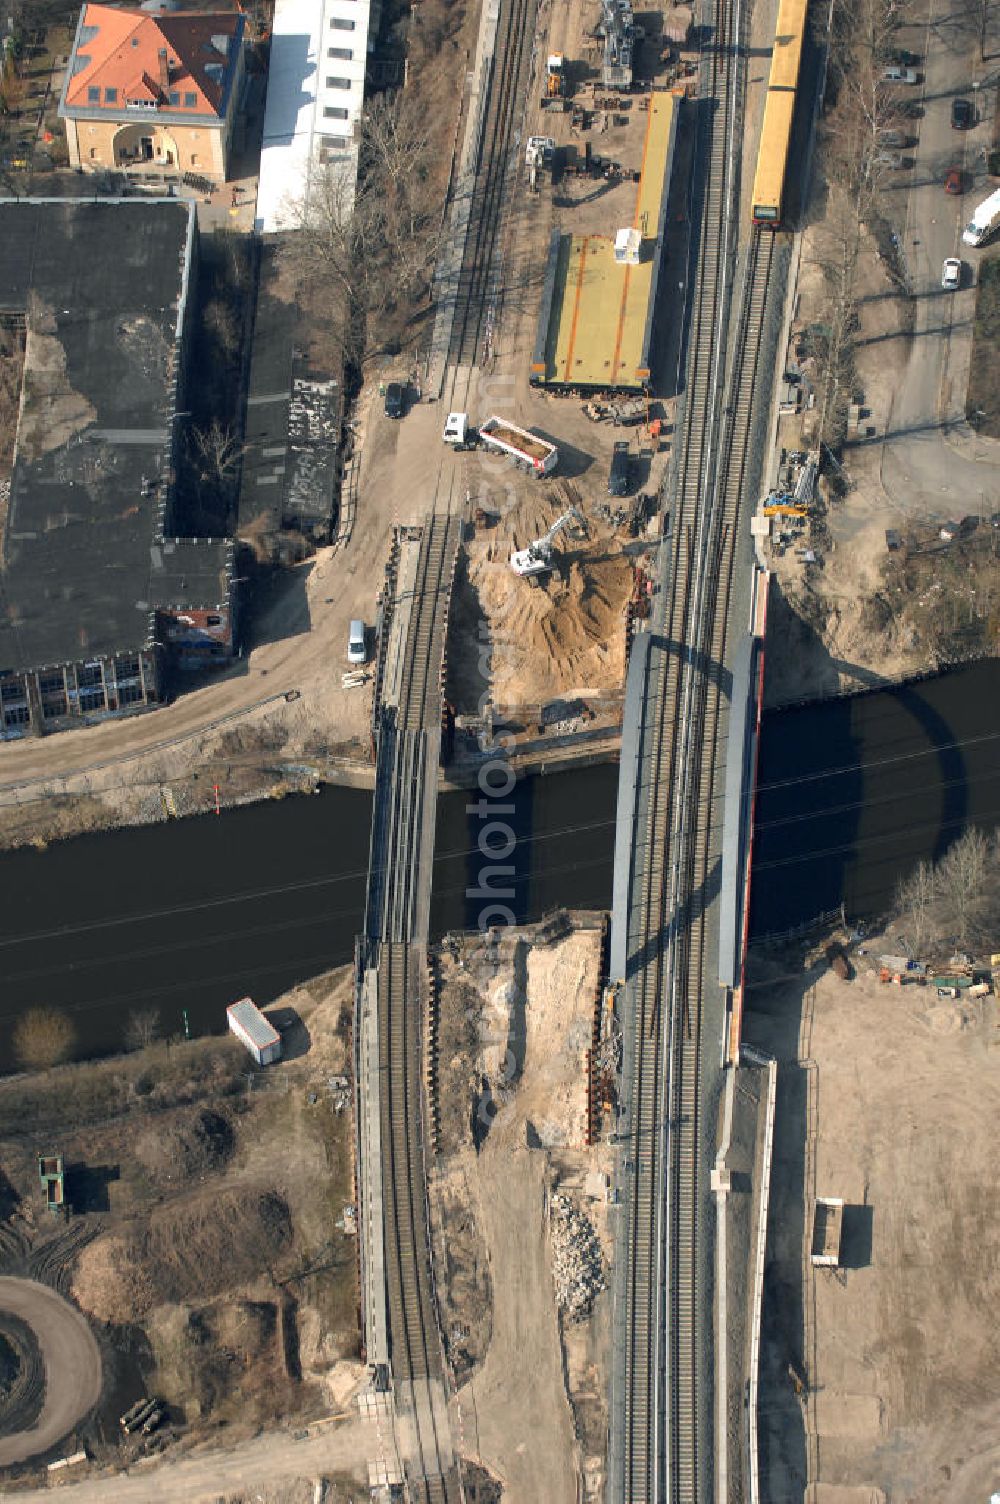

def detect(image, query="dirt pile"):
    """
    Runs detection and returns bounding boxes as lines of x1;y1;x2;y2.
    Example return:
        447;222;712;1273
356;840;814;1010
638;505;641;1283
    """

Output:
522;933;597;1147
463;495;632;709
72;1187;292;1323
148;1296;293;1424
550;1194;605;1320
134;1107;235;1189
429;1169;492;1382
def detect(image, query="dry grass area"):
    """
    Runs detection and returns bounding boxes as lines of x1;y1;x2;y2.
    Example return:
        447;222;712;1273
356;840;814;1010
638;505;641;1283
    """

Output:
0;967;362;1454
428;920;613;1503
873;522;1000;664
967;254;1000;437
747;936;1000;1503
0;321;26;481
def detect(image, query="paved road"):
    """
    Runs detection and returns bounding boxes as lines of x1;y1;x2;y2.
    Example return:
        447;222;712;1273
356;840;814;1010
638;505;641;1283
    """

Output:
880;0;1000;515
4;1415;379;1502
0;1278;102;1468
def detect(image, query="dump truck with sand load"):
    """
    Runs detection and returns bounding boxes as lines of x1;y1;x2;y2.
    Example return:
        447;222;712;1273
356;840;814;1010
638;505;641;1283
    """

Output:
443;412;558;475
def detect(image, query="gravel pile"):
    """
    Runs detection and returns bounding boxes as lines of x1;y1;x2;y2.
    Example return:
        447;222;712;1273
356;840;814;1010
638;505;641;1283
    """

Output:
550;1193;605;1320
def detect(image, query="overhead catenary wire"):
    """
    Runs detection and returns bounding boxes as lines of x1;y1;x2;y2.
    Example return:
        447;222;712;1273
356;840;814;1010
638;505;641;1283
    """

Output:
0;726;999;956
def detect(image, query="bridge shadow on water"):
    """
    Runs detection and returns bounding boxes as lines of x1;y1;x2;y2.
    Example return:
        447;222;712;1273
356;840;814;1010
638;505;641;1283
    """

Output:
750;661;1000;938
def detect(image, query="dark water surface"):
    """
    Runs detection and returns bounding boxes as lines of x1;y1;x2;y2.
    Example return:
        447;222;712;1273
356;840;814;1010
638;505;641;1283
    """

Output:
0;766;617;1063
750;660;1000;935
0;661;996;1062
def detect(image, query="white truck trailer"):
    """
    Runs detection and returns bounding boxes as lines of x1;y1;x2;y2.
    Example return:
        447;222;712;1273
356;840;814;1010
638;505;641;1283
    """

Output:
962;186;1000;246
444;412;558;475
227;997;282;1066
810;1196;844;1266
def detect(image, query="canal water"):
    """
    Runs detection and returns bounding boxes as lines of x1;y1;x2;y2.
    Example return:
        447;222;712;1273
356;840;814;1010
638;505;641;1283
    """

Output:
0;661;996;1062
0;765;618;1063
750;660;1000;935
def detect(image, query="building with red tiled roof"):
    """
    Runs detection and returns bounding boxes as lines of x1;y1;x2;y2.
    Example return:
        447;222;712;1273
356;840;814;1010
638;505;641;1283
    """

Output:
59;4;246;183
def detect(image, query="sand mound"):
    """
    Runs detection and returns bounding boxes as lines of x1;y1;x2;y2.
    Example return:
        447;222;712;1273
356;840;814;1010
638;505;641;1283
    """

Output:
466;498;633;707
73;1187;292;1323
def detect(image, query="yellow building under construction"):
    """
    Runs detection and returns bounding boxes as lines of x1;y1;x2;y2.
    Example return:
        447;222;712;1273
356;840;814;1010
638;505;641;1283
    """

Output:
530;91;678;393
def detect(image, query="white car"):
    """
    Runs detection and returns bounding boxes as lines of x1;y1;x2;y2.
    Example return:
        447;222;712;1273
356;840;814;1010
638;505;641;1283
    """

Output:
941;257;962;290
883;65;919;84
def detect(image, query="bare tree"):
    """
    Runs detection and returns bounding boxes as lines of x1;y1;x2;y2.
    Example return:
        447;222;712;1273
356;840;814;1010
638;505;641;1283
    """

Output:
895;857;938;954
125;1008;161;1053
13;1007;74;1070
280;91;443;369
189;420;243;491
937;827;990;946
895;827;997;952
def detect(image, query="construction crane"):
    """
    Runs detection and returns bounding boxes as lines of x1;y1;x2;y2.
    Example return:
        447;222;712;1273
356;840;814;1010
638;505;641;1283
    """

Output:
509;507;586;578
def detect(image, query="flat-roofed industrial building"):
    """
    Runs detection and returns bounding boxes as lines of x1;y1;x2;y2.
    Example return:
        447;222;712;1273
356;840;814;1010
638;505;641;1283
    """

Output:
0;198;234;737
530;91;677;393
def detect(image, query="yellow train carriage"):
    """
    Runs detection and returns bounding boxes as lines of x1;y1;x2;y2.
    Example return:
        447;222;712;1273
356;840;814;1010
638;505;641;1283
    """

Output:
751;0;809;227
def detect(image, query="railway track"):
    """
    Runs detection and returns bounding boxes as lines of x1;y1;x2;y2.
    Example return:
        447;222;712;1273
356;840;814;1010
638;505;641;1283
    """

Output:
372;516;463;1503
359;0;543;1493
448;0;534;371
612;0;783;1497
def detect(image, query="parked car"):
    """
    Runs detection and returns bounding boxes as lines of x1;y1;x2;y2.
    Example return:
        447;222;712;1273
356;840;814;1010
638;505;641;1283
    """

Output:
347;619;367;665
941;257;962;290
900;99;923;119
877;129;908;148
944;166;963;195
885;46;921;66
883;65;919;84
384;381;405;418
951;97;974;129
874;149;905;168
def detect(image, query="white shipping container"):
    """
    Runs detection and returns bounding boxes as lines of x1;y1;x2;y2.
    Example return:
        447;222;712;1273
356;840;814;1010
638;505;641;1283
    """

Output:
227;997;282;1066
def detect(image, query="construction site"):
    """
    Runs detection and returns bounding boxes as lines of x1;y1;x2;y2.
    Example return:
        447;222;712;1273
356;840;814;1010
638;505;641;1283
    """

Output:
530;91;678;392
427;915;619;1503
0;970;365;1489
746;924;1000;1503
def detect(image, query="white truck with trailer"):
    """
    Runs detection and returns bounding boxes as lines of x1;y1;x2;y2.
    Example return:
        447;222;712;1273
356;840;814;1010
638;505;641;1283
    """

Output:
962;186;1000;247
443;412;558;475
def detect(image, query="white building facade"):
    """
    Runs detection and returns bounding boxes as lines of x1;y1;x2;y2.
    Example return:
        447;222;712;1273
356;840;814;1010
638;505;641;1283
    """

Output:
256;0;380;233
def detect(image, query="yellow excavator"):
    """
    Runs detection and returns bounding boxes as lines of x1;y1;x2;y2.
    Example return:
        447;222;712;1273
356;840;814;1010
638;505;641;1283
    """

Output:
763;500;808;518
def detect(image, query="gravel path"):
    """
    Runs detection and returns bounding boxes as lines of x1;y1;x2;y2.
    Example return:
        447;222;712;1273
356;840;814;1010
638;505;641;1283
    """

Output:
0;1277;101;1466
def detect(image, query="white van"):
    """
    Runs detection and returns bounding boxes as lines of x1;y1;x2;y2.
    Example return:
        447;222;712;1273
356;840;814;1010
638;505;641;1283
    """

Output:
962;186;1000;247
347;620;367;665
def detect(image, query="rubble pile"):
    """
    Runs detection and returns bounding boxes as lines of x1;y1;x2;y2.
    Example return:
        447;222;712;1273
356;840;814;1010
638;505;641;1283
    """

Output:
550;1193;605;1320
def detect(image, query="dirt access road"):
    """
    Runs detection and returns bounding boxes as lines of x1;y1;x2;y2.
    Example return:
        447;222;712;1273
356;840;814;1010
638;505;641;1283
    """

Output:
0;1278;102;1468
6;1415;377;1502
